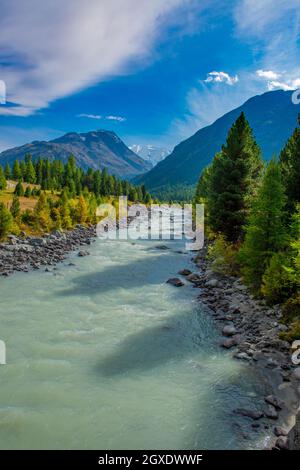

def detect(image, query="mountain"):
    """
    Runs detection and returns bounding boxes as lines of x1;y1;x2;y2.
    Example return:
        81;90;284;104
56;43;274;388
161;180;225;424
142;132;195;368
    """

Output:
129;144;171;166
0;130;152;179
137;90;299;191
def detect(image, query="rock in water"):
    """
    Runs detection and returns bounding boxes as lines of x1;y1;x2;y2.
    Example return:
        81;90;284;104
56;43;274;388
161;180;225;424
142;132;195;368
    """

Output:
166;278;184;287
234;408;263;420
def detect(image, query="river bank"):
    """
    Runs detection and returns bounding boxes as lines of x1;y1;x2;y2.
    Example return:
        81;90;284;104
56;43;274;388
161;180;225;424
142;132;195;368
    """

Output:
175;243;300;450
0;225;96;276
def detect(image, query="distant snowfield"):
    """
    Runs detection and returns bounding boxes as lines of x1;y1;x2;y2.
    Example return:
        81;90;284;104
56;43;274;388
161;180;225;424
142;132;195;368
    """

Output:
129;144;171;166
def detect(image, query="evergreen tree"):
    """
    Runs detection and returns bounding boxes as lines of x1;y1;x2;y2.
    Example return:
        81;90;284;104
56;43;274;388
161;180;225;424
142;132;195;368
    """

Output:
207;112;263;242
0;165;7;190
0;202;13;240
24;186;32;198
239;159;288;291
76;194;88;224
25;158;36;183
10;195;20;218
194;166;211;203
14;181;24;196
12;160;22;180
279;116;300;211
4;163;11;180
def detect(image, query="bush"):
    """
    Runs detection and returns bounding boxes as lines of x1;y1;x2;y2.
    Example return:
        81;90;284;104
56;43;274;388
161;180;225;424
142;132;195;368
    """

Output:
0;202;13;240
207;236;240;276
261;252;293;303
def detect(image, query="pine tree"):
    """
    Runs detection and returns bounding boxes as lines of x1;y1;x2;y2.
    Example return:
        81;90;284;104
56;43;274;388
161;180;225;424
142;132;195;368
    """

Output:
208;112;263;242
25;159;36;184
0;165;7;190
279;116;300;211
4;163;11;180
12;160;22;180
14;181;24;196
0;202;13;240
10;195;20;218
24;186;32;198
194;166;211;203
239;159;288;291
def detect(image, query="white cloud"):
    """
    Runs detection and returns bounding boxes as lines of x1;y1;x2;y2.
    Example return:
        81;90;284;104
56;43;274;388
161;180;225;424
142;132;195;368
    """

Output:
204;71;239;86
0;0;185;116
105;115;126;122
256;70;280;81
256;70;300;91
77;113;102;120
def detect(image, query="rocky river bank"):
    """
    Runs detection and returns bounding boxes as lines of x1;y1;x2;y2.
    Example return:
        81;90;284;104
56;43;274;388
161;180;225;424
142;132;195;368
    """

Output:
0;225;96;276
171;243;300;450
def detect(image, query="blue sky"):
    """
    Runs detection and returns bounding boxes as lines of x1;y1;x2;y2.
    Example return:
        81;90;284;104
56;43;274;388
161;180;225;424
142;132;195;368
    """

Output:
0;0;299;152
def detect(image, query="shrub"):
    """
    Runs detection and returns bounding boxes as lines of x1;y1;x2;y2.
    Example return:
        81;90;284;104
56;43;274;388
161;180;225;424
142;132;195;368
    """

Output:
207;235;240;276
261;252;293;303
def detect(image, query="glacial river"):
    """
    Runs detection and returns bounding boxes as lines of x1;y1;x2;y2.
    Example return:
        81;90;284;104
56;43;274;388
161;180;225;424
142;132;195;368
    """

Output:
0;233;270;449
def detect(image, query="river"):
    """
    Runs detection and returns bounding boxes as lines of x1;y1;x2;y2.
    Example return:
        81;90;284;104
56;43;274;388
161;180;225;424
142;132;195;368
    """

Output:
0;232;270;449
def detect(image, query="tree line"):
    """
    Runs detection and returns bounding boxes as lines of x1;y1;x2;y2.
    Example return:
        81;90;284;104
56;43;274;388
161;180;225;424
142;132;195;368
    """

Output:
0;154;151;240
195;112;300;340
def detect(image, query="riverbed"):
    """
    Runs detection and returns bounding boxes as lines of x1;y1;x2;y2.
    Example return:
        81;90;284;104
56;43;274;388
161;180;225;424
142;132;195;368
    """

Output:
0;235;271;449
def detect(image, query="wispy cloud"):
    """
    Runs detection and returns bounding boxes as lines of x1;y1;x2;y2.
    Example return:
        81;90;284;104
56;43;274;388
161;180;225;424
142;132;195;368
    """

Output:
77;113;102;120
204;71;239;86
0;0;186;116
76;113;126;122
105;115;126;122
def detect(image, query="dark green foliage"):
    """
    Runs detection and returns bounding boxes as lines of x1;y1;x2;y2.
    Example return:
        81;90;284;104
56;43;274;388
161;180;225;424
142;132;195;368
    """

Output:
24;186;32;198
279;116;300;211
14;181;24;196
0;165;6;190
207;112;263;242
0;202;13;240
10;196;20;218
239;159;287;291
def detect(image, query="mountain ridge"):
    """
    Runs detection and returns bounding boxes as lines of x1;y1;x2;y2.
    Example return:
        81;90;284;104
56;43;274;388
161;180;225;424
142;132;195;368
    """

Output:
136;90;299;191
0;129;151;179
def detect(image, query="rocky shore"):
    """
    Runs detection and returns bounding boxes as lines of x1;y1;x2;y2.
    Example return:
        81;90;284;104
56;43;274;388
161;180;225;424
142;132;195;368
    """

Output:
172;243;300;450
0;225;96;276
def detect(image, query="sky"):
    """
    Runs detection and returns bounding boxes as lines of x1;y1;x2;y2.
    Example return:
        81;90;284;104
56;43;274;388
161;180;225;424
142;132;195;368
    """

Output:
0;0;299;152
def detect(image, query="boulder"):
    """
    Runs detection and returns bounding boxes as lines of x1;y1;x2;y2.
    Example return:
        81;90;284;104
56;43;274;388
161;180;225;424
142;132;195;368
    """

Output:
205;278;219;288
78;250;90;257
293;367;300;380
222;324;237;337
274;426;288;437
178;269;192;276
264;395;283;410
234;408;263;420
264;405;278;420
275;436;289;450
166;278;184;287
222;337;239;349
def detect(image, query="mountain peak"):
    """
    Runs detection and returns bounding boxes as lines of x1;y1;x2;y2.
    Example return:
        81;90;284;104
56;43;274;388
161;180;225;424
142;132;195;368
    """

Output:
0;129;151;179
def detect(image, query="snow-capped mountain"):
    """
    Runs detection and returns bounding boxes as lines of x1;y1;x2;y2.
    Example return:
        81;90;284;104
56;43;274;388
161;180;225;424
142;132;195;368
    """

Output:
129;144;171;167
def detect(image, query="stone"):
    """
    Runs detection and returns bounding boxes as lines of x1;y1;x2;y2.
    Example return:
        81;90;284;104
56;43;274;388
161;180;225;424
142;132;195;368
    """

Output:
234;408;263;420
275;436;289;450
186;273;201;284
222;324;237;337
178;269;192;276
78;250;90;257
222;337;239;349
264;395;284;410
205;278;219;288
166;278;184;287
293;367;300;380
274;426;288;437
264;405;278;420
